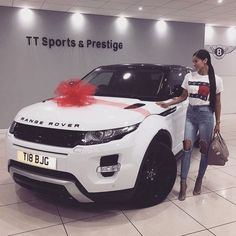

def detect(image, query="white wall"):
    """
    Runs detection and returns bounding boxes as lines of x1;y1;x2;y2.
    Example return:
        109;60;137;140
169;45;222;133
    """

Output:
205;26;236;114
221;76;236;114
0;6;205;128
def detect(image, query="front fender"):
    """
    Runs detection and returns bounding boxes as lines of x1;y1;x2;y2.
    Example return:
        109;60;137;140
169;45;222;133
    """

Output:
127;115;173;181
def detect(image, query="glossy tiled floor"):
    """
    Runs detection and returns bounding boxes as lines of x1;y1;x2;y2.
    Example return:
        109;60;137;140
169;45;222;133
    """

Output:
0;114;236;236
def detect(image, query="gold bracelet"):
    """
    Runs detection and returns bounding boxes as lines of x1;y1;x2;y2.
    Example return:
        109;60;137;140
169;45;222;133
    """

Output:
216;120;221;124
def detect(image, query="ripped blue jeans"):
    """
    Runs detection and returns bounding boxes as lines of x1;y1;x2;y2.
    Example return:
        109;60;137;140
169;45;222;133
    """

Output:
181;104;214;179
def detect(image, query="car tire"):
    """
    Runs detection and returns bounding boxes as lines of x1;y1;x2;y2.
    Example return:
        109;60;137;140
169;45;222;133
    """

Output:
133;142;177;208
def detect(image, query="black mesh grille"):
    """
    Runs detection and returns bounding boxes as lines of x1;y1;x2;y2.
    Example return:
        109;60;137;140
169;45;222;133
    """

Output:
9;160;88;195
13;173;69;195
11;122;84;148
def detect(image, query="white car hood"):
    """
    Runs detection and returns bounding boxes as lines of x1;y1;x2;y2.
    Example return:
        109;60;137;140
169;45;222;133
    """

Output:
14;97;166;130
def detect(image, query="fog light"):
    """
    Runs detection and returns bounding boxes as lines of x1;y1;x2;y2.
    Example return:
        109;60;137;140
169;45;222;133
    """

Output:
97;163;121;173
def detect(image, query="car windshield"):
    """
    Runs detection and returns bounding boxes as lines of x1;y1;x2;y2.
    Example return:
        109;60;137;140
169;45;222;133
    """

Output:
82;67;166;101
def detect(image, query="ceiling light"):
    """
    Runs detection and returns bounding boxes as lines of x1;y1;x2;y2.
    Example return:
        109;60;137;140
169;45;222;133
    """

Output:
20;7;33;18
72;12;84;22
227;26;236;41
138;6;143;11
19;7;34;26
155;20;167;34
205;25;214;42
217;0;223;3
71;13;85;29
116;16;128;32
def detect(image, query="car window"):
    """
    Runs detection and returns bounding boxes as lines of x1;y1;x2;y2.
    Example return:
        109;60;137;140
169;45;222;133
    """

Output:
158;67;187;100
82;68;165;101
83;70;113;86
169;67;187;97
168;68;186;89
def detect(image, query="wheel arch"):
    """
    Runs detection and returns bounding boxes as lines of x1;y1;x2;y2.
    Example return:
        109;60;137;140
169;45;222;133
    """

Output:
151;129;172;149
132;136;176;207
134;129;173;186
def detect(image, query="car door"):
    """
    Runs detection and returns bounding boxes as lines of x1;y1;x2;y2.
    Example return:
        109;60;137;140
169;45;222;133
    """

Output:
163;67;188;152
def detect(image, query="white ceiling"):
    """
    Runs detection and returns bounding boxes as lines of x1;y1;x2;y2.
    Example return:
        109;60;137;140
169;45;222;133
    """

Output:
1;0;236;27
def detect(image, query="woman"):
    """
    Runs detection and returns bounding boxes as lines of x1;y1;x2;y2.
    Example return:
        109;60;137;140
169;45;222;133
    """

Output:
157;49;223;201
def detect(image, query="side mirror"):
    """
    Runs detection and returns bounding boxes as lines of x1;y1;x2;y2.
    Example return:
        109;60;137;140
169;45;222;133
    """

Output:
173;85;183;97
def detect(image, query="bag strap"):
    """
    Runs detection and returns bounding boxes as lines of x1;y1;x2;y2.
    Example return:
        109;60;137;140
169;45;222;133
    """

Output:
216;131;224;143
213;131;218;139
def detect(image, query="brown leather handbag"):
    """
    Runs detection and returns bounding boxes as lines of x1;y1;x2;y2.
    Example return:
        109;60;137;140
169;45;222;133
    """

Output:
207;131;229;166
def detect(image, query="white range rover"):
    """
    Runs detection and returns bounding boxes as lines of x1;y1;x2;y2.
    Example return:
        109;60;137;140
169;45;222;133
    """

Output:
6;64;189;207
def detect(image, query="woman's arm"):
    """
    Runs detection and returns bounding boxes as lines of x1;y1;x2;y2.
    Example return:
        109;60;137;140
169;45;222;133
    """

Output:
214;93;221;132
156;89;188;108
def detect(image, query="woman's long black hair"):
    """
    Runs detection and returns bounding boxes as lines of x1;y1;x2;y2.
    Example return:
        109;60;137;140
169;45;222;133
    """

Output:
193;49;216;111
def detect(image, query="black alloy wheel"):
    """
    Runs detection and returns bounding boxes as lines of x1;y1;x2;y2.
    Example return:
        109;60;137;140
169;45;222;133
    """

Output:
133;142;177;208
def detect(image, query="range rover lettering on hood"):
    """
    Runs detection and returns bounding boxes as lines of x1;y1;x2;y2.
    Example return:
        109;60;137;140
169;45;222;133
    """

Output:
20;117;79;128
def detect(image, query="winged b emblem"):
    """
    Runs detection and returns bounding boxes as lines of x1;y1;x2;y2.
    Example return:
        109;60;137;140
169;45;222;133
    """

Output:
205;45;236;59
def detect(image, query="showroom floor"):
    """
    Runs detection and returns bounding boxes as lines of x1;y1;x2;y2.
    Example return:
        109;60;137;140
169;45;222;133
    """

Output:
0;114;236;236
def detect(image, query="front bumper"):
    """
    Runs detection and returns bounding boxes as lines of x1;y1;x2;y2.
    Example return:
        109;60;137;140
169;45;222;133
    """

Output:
9;160;134;202
6;129;144;202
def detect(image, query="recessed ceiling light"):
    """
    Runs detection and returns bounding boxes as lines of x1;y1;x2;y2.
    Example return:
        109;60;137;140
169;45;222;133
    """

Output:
217;0;223;4
71;12;85;28
205;25;214;40
20;8;33;19
18;7;34;27
116;16;128;32
138;6;143;11
155;19;167;34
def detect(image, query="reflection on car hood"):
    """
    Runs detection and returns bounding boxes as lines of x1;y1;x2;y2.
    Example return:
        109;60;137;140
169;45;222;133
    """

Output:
14;96;166;130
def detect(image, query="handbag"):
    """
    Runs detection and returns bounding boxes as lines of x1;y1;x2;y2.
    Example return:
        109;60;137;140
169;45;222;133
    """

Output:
207;131;229;166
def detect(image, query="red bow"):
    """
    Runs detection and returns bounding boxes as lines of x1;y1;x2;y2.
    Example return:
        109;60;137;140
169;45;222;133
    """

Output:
53;79;96;107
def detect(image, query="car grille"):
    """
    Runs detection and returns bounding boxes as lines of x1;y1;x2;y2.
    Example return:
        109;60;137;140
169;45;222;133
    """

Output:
13;172;70;195
11;122;84;148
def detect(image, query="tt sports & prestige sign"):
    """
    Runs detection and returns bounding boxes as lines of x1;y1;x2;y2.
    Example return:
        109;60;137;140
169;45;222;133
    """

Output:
26;35;123;52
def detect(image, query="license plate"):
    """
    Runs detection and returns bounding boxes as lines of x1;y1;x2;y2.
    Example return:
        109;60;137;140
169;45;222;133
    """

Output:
17;150;56;170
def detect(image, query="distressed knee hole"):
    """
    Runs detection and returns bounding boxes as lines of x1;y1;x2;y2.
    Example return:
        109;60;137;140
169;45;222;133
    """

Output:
199;140;208;154
183;139;192;151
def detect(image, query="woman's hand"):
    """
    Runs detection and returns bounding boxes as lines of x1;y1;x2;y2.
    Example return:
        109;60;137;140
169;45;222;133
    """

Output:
214;123;220;133
214;93;221;133
156;90;188;109
156;101;170;108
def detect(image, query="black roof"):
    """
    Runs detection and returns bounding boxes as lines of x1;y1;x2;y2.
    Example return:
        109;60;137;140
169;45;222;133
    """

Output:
97;63;187;70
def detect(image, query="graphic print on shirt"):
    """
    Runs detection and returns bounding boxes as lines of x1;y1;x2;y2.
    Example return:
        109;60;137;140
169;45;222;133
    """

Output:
188;81;210;101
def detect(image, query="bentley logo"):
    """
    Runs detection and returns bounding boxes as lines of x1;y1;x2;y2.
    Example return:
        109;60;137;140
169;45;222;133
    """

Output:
205;45;236;59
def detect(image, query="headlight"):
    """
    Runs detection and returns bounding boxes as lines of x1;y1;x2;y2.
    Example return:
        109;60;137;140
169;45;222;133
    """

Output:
9;121;17;134
80;123;139;145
